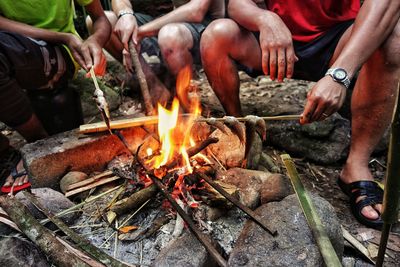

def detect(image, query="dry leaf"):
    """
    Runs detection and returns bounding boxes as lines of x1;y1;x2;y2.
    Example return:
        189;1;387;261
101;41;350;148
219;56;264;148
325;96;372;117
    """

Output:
118;225;139;234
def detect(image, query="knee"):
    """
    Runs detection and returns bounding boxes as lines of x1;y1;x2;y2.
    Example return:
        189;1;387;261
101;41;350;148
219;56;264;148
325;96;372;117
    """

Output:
86;11;117;34
200;19;239;60
158;24;192;52
379;21;400;68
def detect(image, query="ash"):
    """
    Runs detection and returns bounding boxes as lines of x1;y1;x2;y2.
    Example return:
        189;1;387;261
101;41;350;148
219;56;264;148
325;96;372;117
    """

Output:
70;189;247;266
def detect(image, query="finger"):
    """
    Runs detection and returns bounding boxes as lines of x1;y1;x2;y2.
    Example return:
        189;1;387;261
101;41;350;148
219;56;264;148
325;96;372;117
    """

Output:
71;50;87;71
81;46;93;70
313;102;329;121
132;25;138;45
277;48;286;82
269;48;277;81
261;50;269;76
122;48;133;73
286;46;296;79
301;97;318;124
89;46;102;70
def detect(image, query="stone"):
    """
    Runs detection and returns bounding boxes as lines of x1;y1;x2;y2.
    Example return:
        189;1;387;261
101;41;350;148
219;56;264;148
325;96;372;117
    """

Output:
16;188;80;225
266;113;351;164
21;126;148;188
216;168;291;208
152;232;215;267
0;237;49;267
260;173;294;203
228;194;343;267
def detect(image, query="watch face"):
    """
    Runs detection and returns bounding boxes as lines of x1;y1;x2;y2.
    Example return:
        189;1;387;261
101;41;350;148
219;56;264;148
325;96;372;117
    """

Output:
333;68;347;81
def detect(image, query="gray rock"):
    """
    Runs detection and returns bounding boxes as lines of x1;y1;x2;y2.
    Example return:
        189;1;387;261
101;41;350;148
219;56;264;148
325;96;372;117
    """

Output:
228;194;343;267
0;237;49;267
152;232;216;267
16;188;80;225
266;113;351;164
0;122;6;130
216;168;291;209
69;70;120;117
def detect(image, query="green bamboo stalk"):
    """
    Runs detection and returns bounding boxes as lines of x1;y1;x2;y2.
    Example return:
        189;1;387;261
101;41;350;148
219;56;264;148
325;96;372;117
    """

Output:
376;84;400;267
281;154;342;267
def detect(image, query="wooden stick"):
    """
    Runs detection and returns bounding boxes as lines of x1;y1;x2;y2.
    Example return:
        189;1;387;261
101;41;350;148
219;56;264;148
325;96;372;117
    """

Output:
110;184;158;216
66;170;114;191
79;114;301;134
148;174;228;267
24;192;132;267
198;172;277;236
0;195;91;267
129;41;154;115
65;176;121;197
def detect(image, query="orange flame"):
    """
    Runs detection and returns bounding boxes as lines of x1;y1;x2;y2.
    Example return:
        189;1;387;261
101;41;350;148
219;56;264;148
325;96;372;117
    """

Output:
147;66;206;175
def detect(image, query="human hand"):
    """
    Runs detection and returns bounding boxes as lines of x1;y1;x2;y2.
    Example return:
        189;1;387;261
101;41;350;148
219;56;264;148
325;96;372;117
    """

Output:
63;33;87;70
300;76;347;124
259;13;298;82
80;36;107;76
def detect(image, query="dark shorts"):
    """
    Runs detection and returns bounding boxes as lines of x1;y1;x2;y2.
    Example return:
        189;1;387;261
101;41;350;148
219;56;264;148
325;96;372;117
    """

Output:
241;20;354;82
135;13;210;64
0;31;75;127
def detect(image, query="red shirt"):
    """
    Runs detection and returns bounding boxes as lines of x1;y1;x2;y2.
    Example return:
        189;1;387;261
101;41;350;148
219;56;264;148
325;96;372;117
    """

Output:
266;0;360;42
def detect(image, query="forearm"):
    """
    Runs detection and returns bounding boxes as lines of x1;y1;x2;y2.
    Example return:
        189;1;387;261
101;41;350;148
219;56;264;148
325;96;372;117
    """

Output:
228;0;277;31
88;15;112;47
0;16;68;43
332;0;400;78
139;0;211;37
112;0;133;14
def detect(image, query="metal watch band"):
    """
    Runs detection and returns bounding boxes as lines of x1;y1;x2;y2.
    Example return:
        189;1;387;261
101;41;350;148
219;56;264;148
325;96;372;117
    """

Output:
118;10;135;19
325;68;351;89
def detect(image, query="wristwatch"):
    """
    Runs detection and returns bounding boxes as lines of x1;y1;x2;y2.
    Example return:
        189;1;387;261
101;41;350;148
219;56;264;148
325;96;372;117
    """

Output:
325;68;351;89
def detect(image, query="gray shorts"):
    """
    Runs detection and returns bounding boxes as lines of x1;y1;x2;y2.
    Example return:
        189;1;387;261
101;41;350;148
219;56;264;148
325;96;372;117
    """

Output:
135;13;210;64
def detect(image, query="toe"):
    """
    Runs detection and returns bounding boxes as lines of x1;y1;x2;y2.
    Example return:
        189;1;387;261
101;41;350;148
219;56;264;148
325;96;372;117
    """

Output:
4;175;14;187
361;206;380;220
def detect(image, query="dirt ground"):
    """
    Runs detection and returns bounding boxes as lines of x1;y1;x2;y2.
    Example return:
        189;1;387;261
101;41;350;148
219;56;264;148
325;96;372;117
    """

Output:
1;67;399;266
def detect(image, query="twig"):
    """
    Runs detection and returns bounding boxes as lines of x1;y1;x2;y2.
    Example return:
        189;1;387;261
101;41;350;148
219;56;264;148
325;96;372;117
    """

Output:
129;41;154;115
341;226;375;264
90;67;112;134
40;185;122;225
148;173;228;267
198;172;277;236
24;192;132;267
65;176;121;197
66;170;114;191
79;114;301;134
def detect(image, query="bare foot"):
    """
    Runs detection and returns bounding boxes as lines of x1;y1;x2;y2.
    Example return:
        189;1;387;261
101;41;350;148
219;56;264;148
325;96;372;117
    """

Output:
3;159;29;188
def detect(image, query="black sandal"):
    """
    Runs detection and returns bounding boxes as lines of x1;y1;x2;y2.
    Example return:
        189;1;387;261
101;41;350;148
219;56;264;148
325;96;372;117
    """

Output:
338;179;384;229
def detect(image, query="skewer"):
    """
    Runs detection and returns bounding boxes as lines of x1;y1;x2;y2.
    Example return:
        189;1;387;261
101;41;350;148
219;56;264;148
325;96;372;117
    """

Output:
148;174;228;267
198;172;277;236
79;114;301;134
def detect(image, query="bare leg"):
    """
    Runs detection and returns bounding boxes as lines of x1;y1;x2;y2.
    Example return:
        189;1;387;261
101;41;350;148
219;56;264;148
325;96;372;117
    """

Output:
332;21;400;220
158;23;195;76
200;19;262;116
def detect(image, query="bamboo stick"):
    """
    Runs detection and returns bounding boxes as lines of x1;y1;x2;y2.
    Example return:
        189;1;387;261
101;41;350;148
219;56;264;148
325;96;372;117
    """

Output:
0;195;91;267
24;192;132;267
129;41;154;116
65;176;121;197
66;170;114;191
376;83;400;267
281;154;342;267
79;114;301;134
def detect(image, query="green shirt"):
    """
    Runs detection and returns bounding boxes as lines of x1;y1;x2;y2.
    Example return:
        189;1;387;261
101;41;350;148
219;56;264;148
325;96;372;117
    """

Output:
0;0;93;73
0;0;92;35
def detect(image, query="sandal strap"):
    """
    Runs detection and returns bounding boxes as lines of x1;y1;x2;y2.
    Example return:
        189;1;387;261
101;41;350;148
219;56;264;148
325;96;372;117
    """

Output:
348;181;384;201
